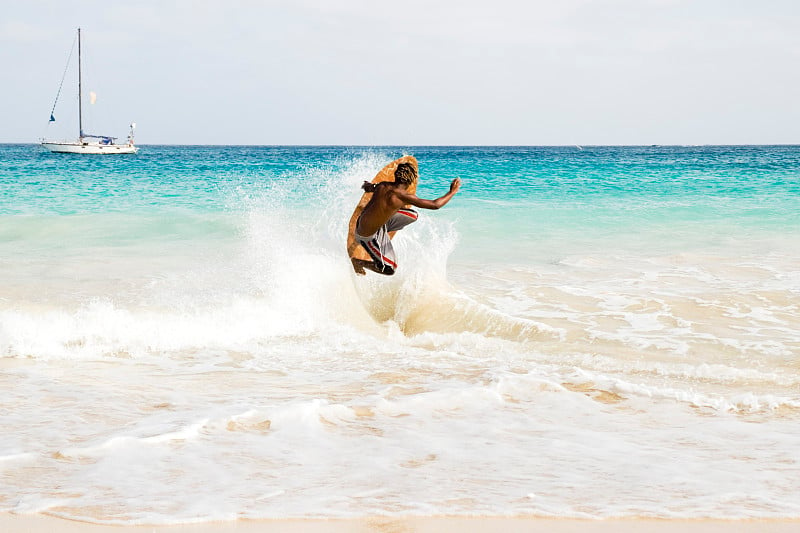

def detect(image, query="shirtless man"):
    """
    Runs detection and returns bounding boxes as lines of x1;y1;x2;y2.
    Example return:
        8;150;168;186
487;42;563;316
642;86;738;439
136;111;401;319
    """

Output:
352;162;461;275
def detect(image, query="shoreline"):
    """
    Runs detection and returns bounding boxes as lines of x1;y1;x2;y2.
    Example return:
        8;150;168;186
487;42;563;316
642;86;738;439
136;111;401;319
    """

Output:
2;515;799;533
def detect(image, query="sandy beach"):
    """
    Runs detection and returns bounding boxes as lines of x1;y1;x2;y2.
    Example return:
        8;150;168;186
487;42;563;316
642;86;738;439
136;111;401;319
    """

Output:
2;515;799;533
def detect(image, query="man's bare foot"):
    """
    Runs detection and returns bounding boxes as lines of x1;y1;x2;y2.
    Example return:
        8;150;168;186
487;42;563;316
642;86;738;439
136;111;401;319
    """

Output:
351;258;367;275
351;258;393;276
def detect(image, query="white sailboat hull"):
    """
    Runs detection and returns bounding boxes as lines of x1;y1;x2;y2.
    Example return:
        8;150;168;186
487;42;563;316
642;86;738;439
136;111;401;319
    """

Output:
41;141;138;154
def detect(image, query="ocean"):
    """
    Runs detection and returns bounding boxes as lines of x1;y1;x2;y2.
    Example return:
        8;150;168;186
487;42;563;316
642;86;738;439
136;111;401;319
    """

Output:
1;144;799;524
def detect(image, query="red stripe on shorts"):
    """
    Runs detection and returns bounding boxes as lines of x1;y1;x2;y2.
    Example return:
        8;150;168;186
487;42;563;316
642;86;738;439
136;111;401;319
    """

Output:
367;240;397;268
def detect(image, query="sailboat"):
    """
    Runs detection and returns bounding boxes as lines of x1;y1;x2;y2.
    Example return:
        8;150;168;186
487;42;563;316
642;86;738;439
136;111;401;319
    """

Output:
41;28;138;154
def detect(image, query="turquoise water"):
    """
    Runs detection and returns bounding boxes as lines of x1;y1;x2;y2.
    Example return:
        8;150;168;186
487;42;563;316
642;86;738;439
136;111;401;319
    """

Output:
3;144;798;260
4;144;799;211
1;144;799;523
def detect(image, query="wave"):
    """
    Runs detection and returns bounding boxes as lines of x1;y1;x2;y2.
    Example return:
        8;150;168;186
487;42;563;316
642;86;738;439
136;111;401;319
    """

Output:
1;151;549;360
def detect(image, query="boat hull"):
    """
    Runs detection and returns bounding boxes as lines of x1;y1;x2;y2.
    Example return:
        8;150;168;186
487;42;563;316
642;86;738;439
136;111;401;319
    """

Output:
41;141;138;155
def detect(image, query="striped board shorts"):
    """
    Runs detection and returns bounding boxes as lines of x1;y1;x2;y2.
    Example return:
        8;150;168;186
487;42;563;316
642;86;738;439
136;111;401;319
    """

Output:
354;208;418;275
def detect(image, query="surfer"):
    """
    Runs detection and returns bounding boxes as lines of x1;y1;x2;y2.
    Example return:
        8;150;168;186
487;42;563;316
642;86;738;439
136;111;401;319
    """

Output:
352;162;461;276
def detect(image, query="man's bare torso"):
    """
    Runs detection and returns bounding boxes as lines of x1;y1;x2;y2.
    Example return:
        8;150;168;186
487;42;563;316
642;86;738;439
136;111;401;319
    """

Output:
356;182;410;237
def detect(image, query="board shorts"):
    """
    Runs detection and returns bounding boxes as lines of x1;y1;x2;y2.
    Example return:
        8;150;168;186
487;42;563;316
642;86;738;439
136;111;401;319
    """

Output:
354;208;418;275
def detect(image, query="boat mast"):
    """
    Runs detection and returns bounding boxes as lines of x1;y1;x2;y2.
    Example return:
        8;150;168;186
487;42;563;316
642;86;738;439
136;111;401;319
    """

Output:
77;27;83;140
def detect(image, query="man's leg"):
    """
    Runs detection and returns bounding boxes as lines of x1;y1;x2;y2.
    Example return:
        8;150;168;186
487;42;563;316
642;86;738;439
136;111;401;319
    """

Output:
355;226;396;276
386;208;418;232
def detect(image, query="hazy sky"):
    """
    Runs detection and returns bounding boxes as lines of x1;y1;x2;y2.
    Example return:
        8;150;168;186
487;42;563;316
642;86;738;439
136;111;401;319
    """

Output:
3;0;799;145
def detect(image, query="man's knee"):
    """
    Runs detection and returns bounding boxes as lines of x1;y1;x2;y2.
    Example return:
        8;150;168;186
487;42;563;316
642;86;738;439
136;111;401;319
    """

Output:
387;209;418;232
397;209;418;222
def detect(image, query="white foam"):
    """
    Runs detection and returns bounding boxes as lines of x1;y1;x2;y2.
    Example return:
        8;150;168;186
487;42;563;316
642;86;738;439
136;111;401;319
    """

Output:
0;452;35;463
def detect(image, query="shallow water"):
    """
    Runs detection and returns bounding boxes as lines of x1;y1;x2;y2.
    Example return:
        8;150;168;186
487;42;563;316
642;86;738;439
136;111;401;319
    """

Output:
1;145;799;523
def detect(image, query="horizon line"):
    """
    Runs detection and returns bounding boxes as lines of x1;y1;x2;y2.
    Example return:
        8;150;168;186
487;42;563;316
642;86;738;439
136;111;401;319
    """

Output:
6;142;800;148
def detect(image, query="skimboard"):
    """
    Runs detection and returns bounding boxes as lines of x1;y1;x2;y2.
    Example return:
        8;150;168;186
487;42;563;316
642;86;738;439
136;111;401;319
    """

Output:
347;155;418;271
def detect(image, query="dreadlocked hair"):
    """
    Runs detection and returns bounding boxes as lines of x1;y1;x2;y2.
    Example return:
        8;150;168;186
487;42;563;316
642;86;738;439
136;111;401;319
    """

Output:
394;162;418;185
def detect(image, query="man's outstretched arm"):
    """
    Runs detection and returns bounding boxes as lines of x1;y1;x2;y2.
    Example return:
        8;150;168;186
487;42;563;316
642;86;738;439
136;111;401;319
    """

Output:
399;178;461;210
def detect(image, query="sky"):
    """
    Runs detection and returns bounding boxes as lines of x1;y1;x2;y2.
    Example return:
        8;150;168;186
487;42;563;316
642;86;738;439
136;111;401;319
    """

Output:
2;0;799;145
